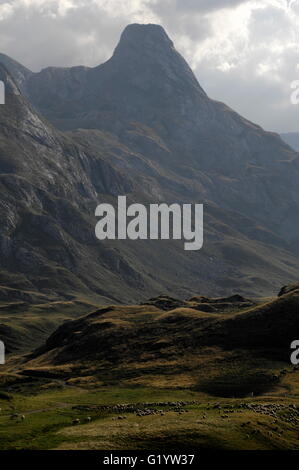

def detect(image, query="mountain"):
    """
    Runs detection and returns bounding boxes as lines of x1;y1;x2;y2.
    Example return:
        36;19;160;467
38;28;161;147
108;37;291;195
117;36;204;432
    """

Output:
1;26;299;452
281;132;299;152
0;63;165;307
9;25;299;237
1;23;299;316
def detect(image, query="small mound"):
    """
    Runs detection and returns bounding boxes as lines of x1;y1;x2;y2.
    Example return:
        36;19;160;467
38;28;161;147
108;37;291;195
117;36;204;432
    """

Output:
190;303;217;313
157;307;214;322
278;283;299;297
141;295;187;311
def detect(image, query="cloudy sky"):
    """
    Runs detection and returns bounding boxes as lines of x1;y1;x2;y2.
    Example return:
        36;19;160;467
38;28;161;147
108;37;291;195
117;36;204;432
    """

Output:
0;0;299;132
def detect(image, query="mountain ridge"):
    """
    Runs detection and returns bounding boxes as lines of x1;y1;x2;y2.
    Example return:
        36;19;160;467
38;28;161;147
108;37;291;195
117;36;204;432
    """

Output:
21;283;299;392
0;23;299;308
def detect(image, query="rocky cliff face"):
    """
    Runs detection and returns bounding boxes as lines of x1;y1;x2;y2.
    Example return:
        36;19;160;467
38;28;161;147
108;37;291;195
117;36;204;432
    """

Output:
1;24;299;301
0;64;146;303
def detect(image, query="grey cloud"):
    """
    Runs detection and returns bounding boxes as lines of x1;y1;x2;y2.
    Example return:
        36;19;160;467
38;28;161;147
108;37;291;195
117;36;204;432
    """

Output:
192;2;299;132
197;61;296;132
0;2;132;70
147;0;249;15
146;2;212;42
0;0;298;132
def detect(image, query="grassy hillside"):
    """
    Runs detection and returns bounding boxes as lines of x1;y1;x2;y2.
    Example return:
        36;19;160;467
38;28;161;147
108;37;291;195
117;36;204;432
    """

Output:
0;285;298;450
22;289;299;388
0;380;298;450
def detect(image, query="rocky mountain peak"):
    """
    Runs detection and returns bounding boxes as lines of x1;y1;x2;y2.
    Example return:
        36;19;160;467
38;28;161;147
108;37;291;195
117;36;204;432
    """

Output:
0;54;32;92
114;23;174;55
0;63;21;97
0;63;59;152
110;23;206;97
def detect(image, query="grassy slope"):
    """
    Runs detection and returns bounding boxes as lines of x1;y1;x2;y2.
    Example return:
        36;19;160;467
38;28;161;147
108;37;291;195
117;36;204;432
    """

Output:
0;384;298;450
0;290;298;450
0;298;99;353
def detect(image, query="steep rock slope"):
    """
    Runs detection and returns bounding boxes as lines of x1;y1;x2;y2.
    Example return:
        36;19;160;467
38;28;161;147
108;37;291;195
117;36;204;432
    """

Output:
0;64;154;304
1;25;299;300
